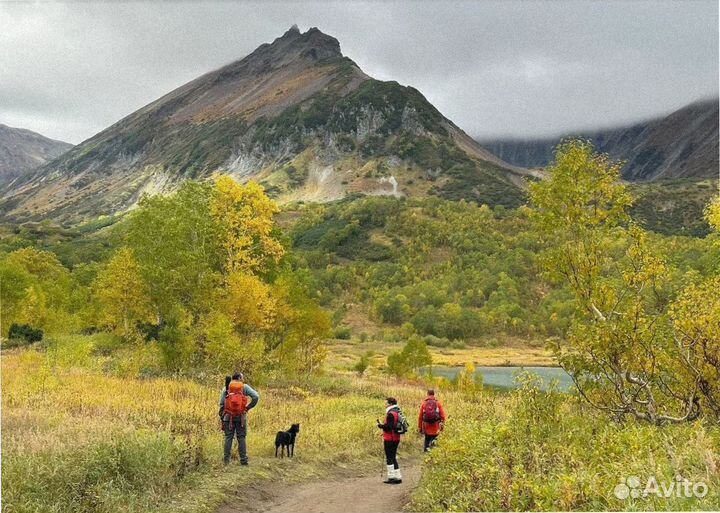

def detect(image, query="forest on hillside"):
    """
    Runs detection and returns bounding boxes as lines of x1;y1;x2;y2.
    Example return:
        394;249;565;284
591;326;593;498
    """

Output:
2;140;720;512
1;158;716;366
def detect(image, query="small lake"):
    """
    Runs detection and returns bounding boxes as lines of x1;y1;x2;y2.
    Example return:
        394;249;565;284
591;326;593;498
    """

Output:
421;365;574;391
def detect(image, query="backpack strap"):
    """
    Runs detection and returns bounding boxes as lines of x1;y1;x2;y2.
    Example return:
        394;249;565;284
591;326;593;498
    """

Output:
389;408;399;429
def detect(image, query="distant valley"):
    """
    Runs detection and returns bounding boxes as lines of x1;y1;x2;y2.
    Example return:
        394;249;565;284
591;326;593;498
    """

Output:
479;99;719;181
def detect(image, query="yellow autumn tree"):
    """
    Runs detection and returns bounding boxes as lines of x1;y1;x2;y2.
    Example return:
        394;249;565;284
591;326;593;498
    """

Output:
202;312;265;375
279;303;331;373
705;195;720;233
210;176;285;274
224;272;277;332
16;285;49;328
670;195;720;419
93;247;155;338
456;362;482;398
530;139;699;424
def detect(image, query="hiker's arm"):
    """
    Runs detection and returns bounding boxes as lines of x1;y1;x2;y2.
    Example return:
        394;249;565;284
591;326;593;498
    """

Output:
218;390;226;417
243;384;260;410
418;402;424;431
377;412;394;431
439;402;447;422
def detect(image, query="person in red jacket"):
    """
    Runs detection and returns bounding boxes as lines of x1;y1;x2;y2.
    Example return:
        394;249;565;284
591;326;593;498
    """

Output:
376;397;403;484
418;389;446;452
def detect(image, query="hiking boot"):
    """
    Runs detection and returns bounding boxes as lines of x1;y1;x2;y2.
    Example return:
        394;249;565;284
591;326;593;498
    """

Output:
384;466;402;484
240;461;249;466
389;468;402;484
383;464;394;483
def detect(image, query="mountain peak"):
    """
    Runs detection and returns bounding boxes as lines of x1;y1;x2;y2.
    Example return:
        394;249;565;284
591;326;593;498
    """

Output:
264;25;342;62
0;26;526;223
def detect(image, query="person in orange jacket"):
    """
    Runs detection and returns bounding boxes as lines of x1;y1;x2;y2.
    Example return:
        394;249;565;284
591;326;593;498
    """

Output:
418;389;446;452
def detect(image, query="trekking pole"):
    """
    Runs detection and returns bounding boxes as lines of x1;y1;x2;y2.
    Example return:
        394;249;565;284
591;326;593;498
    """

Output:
376;418;383;479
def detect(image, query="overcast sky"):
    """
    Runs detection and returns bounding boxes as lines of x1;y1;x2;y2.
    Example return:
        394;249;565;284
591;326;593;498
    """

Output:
1;1;717;144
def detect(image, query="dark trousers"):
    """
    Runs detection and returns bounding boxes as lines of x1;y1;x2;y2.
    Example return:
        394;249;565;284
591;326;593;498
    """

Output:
424;434;438;451
223;415;247;464
383;440;399;469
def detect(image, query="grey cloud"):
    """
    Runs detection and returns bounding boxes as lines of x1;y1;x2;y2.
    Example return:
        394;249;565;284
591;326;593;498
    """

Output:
0;1;716;143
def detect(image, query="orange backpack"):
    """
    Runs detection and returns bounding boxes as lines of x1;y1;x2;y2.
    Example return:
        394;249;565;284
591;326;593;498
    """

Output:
224;380;248;417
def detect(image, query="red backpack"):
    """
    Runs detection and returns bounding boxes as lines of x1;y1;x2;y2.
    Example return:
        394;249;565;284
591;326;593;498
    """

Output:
422;398;441;423
224;380;248;417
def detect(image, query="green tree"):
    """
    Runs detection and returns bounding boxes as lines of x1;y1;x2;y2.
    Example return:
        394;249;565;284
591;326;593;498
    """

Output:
1;248;72;334
277;302;331;373
387;336;432;377
387;350;410;377
373;292;410;324
127;181;222;321
403;336;432;372
202;312;264;375
0;259;32;336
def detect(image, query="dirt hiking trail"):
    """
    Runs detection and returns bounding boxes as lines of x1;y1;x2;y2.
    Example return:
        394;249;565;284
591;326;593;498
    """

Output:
220;462;421;513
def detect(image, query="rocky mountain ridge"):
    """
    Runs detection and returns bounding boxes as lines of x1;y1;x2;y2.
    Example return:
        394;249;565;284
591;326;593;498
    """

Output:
0;124;72;184
1;26;529;223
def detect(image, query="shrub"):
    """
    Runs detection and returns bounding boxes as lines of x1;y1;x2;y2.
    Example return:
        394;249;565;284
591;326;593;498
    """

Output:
353;353;370;376
8;323;43;343
333;325;352;340
423;334;450;348
450;339;467;349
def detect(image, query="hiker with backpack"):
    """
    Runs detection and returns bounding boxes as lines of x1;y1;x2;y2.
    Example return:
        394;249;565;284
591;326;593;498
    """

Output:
418;389;446;452
376;397;408;485
218;372;260;465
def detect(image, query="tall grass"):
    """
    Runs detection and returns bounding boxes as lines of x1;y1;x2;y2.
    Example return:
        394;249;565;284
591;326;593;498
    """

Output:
7;338;716;512
410;374;720;511
0;344;426;513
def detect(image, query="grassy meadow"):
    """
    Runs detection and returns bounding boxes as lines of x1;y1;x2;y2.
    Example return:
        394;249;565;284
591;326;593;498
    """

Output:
3;337;720;512
326;338;556;371
1;339;429;513
2;146;719;512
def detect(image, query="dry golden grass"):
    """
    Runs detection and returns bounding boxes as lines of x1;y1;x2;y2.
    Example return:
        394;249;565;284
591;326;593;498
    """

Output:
0;346;431;513
6;341;717;512
327;338;556;372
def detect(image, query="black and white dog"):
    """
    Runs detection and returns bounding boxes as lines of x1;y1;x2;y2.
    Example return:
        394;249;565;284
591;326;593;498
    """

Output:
274;423;300;458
